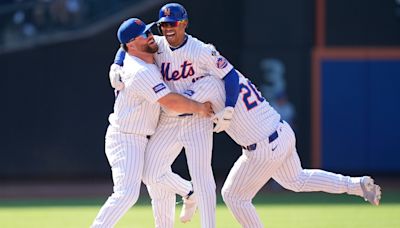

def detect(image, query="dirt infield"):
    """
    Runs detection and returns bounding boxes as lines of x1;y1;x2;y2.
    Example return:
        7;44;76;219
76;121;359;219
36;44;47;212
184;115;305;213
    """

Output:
1;177;399;200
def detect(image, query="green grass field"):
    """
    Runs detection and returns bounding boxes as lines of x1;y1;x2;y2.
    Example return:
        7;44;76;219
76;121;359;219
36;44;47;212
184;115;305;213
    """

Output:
1;191;399;228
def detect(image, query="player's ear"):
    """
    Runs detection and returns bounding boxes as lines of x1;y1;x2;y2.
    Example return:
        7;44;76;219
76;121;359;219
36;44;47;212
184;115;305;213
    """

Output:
126;42;137;51
157;23;163;35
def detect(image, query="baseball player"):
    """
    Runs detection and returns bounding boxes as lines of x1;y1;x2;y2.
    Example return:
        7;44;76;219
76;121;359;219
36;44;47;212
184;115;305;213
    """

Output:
108;3;241;228
180;74;382;227
91;18;213;228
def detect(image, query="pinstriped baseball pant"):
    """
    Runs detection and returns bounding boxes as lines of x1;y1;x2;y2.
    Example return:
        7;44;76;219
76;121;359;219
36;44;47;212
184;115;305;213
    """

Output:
91;127;148;228
143;114;216;228
146;184;176;228
221;121;364;228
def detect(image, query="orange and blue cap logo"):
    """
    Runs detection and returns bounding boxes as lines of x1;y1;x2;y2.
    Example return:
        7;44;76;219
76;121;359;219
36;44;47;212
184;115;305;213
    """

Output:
163;8;171;16
134;19;143;25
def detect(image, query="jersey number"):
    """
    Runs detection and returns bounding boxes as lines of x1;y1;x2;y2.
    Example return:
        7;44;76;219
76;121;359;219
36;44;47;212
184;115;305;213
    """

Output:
239;80;265;110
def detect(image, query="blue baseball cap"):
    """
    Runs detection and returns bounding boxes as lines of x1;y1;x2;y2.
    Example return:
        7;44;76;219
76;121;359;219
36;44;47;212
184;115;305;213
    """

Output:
158;3;188;23
117;18;154;44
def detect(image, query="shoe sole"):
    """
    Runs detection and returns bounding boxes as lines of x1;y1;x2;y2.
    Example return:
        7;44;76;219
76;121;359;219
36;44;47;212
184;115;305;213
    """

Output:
361;177;381;206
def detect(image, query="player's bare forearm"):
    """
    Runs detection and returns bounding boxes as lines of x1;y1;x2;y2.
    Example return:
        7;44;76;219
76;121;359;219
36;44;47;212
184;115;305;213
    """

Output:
158;93;213;117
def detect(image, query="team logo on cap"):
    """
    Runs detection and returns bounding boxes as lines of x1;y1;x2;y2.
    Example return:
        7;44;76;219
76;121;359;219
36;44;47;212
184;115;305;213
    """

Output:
164;8;171;16
135;19;143;25
216;57;228;69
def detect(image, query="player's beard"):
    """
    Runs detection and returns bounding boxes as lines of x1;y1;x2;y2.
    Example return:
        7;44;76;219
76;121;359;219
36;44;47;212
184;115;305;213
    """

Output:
145;42;158;53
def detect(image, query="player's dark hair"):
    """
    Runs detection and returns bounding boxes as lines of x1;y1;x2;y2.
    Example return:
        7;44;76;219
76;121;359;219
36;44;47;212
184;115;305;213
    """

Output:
122;44;128;52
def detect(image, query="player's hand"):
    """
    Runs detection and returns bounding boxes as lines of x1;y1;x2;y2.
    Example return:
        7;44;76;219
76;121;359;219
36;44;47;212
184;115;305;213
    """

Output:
198;101;214;118
212;106;234;133
109;63;125;90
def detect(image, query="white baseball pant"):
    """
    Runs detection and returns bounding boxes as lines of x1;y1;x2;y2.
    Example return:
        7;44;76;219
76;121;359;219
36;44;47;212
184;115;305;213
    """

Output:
221;121;364;228
143;114;216;228
146;185;176;228
91;127;148;228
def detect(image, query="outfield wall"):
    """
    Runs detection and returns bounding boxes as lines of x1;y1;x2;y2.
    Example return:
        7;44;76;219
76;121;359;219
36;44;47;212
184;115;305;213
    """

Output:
312;48;400;174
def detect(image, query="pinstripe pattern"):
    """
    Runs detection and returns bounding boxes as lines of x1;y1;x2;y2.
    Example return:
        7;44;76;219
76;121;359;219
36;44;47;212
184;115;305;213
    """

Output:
185;74;281;146
92;54;172;228
221;122;293;228
147;185;176;228
186;75;368;227
272;151;364;196
143;113;215;228
108;55;171;135
91;127;148;228
139;35;230;227
154;35;233;94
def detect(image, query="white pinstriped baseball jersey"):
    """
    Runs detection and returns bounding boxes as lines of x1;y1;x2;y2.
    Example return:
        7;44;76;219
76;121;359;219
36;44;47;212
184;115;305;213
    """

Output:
108;54;171;134
92;54;172;228
154;35;233;94
141;34;233;228
184;72;281;146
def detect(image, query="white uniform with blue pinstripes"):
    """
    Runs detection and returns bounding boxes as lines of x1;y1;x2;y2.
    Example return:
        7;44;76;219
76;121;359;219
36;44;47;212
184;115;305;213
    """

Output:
91;55;171;228
183;75;367;228
142;35;233;228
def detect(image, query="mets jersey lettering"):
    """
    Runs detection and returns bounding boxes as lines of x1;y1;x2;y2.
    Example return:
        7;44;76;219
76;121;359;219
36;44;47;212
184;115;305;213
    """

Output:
153;35;233;93
160;61;195;81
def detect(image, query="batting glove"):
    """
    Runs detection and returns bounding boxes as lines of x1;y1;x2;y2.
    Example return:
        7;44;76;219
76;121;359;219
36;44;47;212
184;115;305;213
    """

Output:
212;106;234;133
109;63;125;90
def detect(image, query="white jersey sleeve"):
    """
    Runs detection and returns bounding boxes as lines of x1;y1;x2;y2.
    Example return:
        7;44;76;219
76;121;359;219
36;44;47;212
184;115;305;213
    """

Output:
125;65;171;103
108;56;171;135
184;74;281;147
182;76;225;113
199;43;234;79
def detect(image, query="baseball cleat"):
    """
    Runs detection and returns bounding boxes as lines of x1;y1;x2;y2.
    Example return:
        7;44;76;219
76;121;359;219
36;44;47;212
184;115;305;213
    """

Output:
179;194;197;223
360;176;381;206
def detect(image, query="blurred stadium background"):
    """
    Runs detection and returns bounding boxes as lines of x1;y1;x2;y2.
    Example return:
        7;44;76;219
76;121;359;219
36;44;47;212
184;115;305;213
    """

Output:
1;0;400;212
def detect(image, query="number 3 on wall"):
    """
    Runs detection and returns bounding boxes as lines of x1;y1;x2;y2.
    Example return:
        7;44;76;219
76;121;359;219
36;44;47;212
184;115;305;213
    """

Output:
239;80;265;110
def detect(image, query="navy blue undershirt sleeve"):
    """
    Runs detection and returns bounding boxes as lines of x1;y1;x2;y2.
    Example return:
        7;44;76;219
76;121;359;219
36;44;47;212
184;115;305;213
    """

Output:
223;68;240;107
114;48;126;66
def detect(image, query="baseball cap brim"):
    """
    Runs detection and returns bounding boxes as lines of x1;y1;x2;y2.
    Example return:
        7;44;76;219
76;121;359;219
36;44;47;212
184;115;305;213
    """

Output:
144;22;155;32
157;17;179;23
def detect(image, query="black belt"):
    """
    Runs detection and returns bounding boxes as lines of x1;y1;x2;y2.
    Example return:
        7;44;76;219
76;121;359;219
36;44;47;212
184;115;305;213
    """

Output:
241;143;258;151
241;119;283;151
178;113;193;117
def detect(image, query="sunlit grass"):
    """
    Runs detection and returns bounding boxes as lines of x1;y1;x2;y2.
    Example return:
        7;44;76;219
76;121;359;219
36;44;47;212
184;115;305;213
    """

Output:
1;191;399;228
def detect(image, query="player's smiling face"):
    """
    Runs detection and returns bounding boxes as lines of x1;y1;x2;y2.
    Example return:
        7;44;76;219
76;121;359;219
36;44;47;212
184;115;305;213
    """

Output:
129;30;159;54
159;20;188;47
144;33;159;53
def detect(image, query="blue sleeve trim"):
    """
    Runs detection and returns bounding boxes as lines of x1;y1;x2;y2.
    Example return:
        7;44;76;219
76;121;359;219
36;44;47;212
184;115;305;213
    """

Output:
114;48;126;66
223;68;240;107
